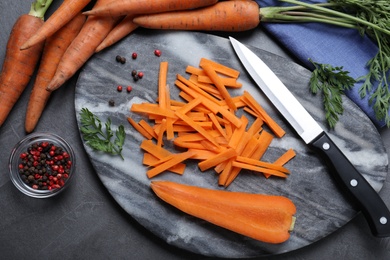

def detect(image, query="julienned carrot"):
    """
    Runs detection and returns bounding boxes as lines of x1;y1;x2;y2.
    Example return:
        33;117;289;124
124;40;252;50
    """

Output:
132;1;260;32
95;15;138;52
21;0;92;50
150;181;297;244
46;0;122;92
0;0;53;128
129;59;294;185
83;0;219;17
25;12;86;133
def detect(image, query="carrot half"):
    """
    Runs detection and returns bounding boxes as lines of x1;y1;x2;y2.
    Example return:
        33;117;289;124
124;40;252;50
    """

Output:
21;0;92;50
0;0;53;128
132;1;260;32
150;181;297;244
25;12;86;133
46;0;122;92
83;0;219;17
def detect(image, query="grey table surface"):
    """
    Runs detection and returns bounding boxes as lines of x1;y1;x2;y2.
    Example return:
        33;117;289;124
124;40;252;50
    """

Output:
1;1;390;259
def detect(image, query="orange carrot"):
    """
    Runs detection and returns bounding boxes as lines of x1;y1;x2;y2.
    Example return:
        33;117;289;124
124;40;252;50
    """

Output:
129;59;295;185
146;150;194;178
0;0;53;128
150;181;296;244
132;1;260;32
95;15;138;52
45;0;122;92
21;0;92;50
25;12;86;133
83;0;219;17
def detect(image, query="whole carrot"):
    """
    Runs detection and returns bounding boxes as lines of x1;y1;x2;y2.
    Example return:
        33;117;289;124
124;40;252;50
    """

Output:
20;0;92;50
25;13;86;133
132;0;260;32
83;0;219;17
95;15;138;53
0;0;53;128
46;0;122;92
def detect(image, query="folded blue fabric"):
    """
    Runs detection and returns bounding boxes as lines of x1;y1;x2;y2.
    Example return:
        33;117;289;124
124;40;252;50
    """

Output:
255;0;384;127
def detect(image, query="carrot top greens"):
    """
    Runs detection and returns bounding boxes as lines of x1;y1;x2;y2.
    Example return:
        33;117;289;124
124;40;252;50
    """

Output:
261;0;390;127
29;0;53;20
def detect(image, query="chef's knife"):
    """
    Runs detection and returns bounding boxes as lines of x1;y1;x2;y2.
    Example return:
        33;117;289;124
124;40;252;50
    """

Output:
229;37;390;237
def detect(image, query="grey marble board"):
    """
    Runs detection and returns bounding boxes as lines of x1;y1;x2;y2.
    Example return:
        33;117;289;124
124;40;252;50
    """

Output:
74;30;388;258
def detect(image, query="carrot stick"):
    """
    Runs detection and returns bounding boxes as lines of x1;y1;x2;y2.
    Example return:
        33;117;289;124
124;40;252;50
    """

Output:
21;0;92;50
25;12;86;133
127;117;153;139
158;61;169;110
150;181;296;244
83;0;219;17
0;0;53;128
133;1;260;32
46;0;122;92
242;91;286;138
198;148;237;172
95;15;138;52
146;150;194;178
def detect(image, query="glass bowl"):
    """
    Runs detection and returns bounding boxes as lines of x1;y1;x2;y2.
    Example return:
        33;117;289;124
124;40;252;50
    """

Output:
9;132;76;198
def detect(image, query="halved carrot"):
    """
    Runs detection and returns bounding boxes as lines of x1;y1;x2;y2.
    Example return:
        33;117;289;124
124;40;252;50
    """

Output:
150;181;296;244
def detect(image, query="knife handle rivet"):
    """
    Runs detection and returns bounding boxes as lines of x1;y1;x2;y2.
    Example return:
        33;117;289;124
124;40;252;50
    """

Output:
380;217;388;225
350;179;358;187
322;142;330;151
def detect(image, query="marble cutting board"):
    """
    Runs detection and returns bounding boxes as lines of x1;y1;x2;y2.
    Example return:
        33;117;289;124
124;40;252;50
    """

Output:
74;30;388;258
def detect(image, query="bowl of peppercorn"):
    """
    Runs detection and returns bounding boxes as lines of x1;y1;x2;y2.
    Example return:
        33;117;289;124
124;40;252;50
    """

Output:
8;132;75;198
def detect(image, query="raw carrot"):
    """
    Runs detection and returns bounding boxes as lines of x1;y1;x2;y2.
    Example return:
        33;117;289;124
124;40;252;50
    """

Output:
83;0;219;17
132;1;260;32
21;0;92;50
46;0;122;92
129;59;295;185
0;0;53;128
95;15;139;52
146;150;194;178
25;12;86;133
150;180;296;244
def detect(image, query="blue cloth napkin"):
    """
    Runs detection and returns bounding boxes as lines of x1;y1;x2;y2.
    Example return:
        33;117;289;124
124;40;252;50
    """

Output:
255;0;384;127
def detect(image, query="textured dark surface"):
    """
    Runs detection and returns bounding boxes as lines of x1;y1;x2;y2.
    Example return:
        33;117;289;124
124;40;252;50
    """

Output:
74;30;387;258
1;1;390;259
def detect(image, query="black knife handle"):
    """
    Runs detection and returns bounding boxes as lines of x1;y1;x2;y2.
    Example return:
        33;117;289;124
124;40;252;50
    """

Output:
311;132;390;237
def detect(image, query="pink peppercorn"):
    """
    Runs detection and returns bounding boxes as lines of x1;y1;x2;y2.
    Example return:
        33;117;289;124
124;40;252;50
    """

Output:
154;49;161;57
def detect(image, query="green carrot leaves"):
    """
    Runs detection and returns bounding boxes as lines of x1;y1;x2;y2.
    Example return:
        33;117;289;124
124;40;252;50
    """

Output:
80;108;125;159
309;59;356;128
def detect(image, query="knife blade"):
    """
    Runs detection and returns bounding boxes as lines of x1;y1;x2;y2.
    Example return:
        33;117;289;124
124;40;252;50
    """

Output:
229;36;390;237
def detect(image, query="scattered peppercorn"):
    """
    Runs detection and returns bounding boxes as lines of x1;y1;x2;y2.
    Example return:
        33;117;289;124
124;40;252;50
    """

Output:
137;71;144;79
154;49;162;57
132;52;137;59
108;99;115;106
18;142;72;190
117;85;123;92
131;70;137;77
115;55;126;64
127;86;132;93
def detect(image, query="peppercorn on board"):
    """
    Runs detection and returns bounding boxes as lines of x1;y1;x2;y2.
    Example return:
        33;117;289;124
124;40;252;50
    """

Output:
74;30;388;258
